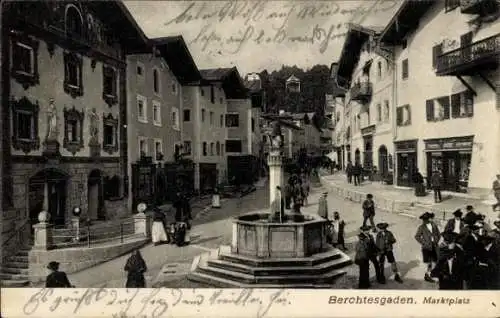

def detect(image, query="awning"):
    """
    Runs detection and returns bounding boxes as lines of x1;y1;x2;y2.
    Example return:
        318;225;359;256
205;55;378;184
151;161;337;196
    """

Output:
326;151;338;162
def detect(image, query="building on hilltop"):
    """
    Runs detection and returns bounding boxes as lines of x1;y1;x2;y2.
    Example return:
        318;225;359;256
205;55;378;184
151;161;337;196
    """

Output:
380;0;499;196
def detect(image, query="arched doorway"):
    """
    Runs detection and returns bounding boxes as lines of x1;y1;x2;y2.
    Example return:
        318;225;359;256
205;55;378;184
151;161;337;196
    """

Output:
88;170;105;220
378;145;389;178
354;148;361;164
29;169;69;227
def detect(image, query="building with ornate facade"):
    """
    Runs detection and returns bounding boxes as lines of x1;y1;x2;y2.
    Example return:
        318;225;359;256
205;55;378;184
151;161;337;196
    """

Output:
336;24;395;181
1;1;148;252
126;36;201;209
380;0;499;195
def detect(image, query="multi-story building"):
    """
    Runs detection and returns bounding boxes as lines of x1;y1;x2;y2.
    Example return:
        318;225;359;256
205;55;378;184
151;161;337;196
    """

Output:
1;1;148;250
291;113;323;157
336;24;395;180
380;0;500;195
182;67;247;193
329;63;349;170
126;36;201;209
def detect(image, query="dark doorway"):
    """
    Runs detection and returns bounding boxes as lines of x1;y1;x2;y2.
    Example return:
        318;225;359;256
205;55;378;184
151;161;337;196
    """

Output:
397;152;417;187
88;169;105;220
378;145;389;178
363;136;373;169
29;169;68;227
354;148;361;164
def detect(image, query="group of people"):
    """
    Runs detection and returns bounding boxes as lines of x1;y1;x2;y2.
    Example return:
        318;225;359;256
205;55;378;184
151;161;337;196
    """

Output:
415;205;500;290
150;192;192;247
345;160;363;186
317;191;347;251
282;173;310;213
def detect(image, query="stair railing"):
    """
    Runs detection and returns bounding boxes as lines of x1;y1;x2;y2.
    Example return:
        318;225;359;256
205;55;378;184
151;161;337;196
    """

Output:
1;219;31;249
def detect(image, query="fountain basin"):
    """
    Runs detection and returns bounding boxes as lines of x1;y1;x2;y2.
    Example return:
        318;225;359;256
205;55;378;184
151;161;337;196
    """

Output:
231;212;329;258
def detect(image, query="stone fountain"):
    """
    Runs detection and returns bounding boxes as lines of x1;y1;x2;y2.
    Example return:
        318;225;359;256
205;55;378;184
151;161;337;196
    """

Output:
187;116;352;287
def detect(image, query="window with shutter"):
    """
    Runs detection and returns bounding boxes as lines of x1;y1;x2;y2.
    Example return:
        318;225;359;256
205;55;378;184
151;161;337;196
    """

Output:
402;59;409;79
451;93;461;118
405;105;411;125
432;43;443;69
426;99;435;121
438;96;450;119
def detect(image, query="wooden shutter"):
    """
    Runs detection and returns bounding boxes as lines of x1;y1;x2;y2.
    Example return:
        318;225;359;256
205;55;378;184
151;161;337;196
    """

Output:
464;91;474;117
451;93;461;118
426;99;435;121
432;43;443;69
396;107;403;126
402;59;409;79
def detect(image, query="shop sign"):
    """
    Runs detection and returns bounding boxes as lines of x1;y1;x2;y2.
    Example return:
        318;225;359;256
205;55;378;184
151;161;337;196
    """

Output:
425;136;473;151
395;140;417;152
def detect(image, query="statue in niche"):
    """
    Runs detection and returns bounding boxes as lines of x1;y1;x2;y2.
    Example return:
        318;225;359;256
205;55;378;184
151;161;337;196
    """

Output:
89;108;99;144
46;98;59;141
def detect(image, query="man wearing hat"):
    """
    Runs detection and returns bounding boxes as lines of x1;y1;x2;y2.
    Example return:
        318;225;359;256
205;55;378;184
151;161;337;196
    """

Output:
490;220;500;240
468;234;498;289
362;194;377;233
415;212;441;282
375;222;403;283
45;261;73;288
430;232;466;290
318;192;328;220
444;209;464;234
464;205;477;223
354;225;383;288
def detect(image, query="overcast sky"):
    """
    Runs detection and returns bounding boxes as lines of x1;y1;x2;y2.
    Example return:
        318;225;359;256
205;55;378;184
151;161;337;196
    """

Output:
125;1;401;75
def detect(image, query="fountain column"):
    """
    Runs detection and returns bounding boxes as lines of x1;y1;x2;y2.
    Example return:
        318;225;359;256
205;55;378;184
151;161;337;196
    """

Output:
268;149;283;207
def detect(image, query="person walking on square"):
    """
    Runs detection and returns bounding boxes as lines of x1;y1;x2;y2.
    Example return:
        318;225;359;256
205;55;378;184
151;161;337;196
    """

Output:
346;160;353;184
353;162;362;186
318;192;328;220
362;194;377;232
329;211;347;250
124;249;147;288
45;261;73;288
355;226;382;288
375;222;403;284
492;174;500;211
415;212;441;282
430;232;466;290
151;207;168;246
431;170;442;203
444;209;465;234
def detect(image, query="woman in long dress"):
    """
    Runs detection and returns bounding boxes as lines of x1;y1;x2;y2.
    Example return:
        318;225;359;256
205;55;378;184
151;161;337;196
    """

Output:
124;250;147;288
151;207;168;245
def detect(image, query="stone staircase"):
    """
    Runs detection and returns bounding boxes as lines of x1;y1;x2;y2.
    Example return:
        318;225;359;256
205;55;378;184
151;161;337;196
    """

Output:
188;245;352;288
0;247;32;287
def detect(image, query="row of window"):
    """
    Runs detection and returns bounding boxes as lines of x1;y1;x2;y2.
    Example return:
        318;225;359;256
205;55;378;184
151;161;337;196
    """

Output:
182;109;241;128
136;95;179;129
200;86;224;104
136;62;178;96
353;101;391;131
202;140;242;155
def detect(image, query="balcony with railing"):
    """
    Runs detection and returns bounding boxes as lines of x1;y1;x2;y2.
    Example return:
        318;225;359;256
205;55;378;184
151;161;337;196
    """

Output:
350;82;373;103
436;33;500;76
460;0;498;15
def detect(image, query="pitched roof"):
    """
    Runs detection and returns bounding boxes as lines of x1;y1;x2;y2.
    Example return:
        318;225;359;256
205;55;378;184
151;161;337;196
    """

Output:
380;0;436;45
150;36;201;85
336;23;383;88
199;67;248;99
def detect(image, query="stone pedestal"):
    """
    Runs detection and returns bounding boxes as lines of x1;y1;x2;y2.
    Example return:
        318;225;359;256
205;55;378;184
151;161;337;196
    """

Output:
268;150;283;206
71;217;81;241
42;140;60;157
33;222;53;250
134;213;151;238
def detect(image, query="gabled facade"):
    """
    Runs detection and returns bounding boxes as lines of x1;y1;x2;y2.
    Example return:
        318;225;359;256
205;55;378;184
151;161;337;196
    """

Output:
380;0;500;195
1;1;148;253
126;36;201;209
336;23;395;180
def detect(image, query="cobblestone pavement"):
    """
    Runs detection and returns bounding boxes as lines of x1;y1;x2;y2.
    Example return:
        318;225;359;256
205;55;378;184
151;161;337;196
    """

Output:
67;179;439;290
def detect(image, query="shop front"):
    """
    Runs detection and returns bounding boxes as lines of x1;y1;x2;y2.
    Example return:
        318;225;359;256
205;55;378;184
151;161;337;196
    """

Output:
394;140;418;187
424;136;473;193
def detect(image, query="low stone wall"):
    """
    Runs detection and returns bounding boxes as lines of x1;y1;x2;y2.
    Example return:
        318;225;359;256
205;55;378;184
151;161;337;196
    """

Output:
28;237;149;282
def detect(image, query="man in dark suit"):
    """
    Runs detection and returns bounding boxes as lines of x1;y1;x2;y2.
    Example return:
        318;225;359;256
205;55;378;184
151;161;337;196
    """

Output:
430;170;442;203
45;261;73;288
362;194;377;233
464;205;478;223
430;232;466;290
375;222;403;284
415;212;441;282
468;234;498;290
355;225;382;288
444;209;465;234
